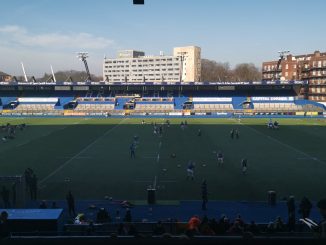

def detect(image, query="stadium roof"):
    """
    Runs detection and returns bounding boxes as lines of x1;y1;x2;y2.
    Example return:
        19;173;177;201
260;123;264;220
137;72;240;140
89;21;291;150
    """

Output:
0;71;10;76
0;80;307;86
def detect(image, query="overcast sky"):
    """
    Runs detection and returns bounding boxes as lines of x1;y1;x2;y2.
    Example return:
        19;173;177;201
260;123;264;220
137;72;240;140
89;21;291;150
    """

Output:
1;0;325;77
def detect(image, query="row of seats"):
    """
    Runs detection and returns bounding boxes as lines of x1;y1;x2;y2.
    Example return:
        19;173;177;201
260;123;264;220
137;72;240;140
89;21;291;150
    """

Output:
14;104;55;111
193;104;233;111
134;104;174;111
253;103;304;111
74;104;115;111
301;104;324;112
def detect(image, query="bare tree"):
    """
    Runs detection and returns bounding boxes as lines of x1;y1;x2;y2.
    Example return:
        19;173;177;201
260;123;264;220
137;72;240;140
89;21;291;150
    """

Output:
201;59;231;82
201;59;261;82
233;63;261;82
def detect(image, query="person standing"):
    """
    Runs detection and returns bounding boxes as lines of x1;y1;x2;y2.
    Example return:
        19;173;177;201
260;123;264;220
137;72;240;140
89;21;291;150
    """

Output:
201;180;208;211
235;129;240;139
130;143;136;159
66;191;76;217
217;151;224;166
186;161;195;180
230;129;234;139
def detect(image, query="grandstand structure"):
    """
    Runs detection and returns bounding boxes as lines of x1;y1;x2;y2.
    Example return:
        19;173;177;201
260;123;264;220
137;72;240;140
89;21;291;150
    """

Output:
0;80;325;117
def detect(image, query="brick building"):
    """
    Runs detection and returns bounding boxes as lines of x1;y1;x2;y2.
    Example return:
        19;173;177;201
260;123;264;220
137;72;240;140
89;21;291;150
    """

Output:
262;51;326;101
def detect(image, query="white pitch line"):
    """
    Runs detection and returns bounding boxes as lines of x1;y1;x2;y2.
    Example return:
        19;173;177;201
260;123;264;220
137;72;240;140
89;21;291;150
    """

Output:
241;122;326;165
16;141;29;147
75;156;93;159
39;118;127;185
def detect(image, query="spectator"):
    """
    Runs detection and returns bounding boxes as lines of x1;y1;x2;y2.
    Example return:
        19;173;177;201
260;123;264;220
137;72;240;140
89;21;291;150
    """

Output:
74;213;88;225
51;201;58;209
299;196;312;219
0;211;10;238
96;208;111;223
227;220;244;235
234;214;245;227
39;200;47;209
186;215;201;236
273;216;285;232
218;215;230;234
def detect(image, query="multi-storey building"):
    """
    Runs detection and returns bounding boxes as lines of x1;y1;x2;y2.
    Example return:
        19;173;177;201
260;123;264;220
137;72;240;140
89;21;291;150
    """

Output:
173;46;201;82
262;51;326;101
103;46;201;83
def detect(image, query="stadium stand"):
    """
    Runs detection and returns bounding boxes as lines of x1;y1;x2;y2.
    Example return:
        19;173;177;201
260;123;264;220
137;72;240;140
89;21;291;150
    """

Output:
134;98;174;113
0;81;325;116
74;97;115;112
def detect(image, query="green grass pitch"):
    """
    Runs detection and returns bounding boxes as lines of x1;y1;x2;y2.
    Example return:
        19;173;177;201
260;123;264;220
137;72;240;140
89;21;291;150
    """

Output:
0;117;326;202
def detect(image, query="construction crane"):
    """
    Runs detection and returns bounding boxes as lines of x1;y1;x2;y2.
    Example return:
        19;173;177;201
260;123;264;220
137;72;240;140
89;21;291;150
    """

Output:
77;52;91;81
273;50;290;80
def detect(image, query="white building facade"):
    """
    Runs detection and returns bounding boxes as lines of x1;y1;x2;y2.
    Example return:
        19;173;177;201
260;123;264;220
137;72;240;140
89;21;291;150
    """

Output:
103;46;201;83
